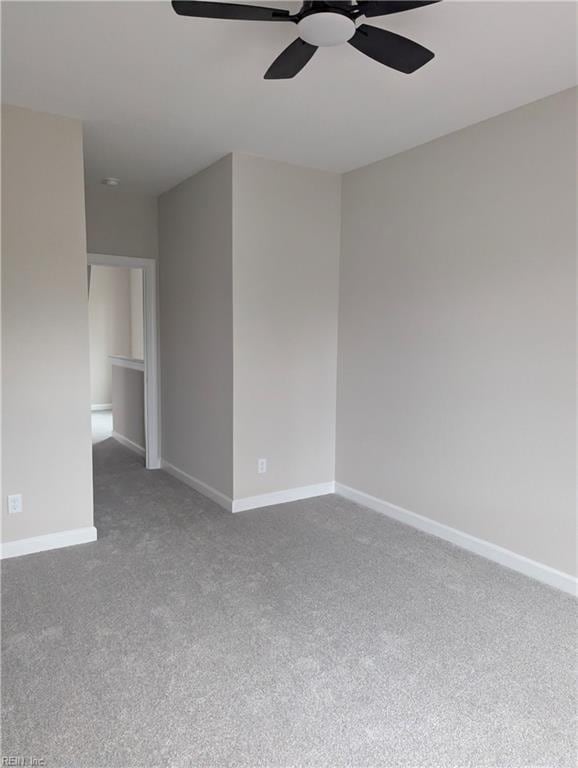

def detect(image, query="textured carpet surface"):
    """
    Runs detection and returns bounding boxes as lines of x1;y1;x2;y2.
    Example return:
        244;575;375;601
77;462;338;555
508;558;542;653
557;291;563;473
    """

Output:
2;439;576;767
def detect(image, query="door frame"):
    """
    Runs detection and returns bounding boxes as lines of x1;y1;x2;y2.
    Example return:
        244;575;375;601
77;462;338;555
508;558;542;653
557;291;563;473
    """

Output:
88;253;161;469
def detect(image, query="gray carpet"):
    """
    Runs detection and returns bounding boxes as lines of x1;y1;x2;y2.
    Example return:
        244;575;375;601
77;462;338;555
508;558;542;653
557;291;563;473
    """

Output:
2;439;576;768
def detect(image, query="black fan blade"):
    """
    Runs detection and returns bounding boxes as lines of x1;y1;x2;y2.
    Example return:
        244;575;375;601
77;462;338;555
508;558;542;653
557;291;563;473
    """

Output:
264;39;317;79
358;1;441;18
349;24;434;73
172;2;292;22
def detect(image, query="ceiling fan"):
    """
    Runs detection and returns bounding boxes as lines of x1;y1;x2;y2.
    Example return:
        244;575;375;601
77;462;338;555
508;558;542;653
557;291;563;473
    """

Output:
172;1;441;79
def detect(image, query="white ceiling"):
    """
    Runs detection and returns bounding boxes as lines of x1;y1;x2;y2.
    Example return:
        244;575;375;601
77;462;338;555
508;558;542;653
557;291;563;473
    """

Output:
3;1;576;194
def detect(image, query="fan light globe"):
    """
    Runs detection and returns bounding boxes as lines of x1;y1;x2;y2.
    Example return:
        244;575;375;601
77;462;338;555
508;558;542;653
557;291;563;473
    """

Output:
297;12;356;47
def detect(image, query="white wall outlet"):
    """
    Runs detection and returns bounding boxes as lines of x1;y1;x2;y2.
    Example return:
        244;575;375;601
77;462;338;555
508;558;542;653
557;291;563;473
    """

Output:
7;494;22;514
257;458;267;474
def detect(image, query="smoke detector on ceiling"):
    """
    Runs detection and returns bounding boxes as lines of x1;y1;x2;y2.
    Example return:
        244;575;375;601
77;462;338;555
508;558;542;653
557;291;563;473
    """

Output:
102;177;120;186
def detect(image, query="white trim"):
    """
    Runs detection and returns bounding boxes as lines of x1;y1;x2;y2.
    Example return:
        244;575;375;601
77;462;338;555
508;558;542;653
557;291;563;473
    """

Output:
233;482;335;513
87;253;150;270
1;527;97;559
335;483;577;596
161;460;233;512
91;403;112;412
160;462;335;514
112;431;146;457
88;254;160;469
143;258;161;469
110;355;144;372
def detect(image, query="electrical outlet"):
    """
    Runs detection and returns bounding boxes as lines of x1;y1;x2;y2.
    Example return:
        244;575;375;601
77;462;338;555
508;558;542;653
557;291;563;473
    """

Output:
7;494;22;514
257;458;267;474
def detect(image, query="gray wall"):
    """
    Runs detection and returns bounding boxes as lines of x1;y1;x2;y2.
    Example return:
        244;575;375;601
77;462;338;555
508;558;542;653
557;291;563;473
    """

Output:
112;365;145;451
85;183;158;260
2;105;94;542
337;88;576;576
88;266;132;406
158;156;234;497
233;154;340;498
130;269;144;359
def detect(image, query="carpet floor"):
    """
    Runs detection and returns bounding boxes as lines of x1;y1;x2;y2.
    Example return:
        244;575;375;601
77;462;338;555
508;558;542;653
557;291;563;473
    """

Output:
2;439;576;767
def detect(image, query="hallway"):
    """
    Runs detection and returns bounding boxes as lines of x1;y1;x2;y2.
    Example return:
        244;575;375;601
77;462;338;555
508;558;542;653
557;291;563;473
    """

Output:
91;409;112;445
1;440;575;767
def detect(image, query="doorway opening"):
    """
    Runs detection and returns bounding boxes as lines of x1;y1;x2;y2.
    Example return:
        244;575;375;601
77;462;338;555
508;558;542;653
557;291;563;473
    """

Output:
87;254;160;469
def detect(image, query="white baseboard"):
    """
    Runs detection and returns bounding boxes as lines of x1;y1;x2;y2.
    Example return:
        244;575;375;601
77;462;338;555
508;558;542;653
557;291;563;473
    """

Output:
161;460;233;512
335;483;577;596
91;403;112;412
112;431;146;457
160;460;334;515
1;526;98;559
233;482;335;513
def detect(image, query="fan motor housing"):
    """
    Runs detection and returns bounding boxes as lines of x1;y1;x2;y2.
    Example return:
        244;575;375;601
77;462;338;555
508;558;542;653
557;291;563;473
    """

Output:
297;12;356;47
